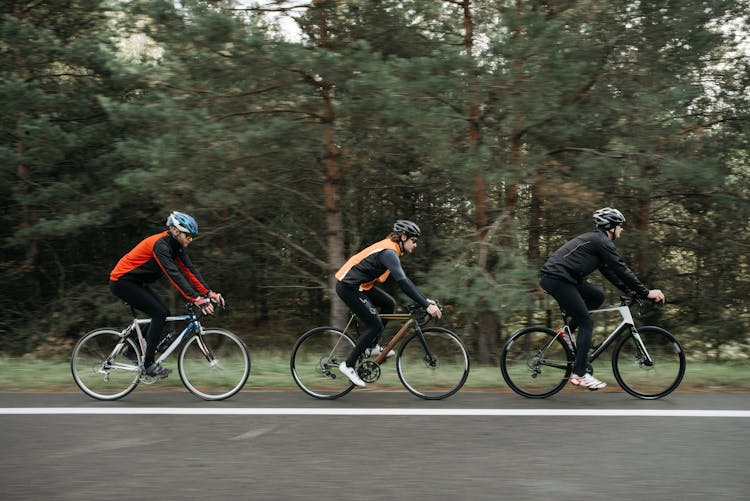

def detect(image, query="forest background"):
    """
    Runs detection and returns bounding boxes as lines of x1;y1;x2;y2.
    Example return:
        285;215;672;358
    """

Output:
2;0;749;368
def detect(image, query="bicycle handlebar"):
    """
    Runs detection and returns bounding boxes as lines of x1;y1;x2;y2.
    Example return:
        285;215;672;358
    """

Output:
407;302;443;326
619;295;665;318
185;298;228;319
619;295;639;307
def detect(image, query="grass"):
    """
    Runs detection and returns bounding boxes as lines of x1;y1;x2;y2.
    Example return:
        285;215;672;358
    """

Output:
1;354;749;393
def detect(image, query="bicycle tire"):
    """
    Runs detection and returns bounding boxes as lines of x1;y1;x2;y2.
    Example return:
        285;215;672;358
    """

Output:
396;327;470;400
612;326;686;399
290;327;356;399
178;328;250;401
500;326;572;398
71;328;141;400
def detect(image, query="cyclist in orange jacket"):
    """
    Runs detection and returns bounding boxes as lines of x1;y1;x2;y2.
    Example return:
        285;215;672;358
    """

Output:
335;220;442;387
109;211;224;378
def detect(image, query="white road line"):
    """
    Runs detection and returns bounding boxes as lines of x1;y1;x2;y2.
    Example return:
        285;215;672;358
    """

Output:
0;408;748;417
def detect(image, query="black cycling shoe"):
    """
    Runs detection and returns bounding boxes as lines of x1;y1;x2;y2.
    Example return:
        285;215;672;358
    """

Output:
144;363;171;378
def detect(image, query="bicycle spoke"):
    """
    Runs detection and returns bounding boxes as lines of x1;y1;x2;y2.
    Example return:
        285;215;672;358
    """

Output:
397;327;469;400
179;328;250;401
612;326;685;399
500;327;571;398
71;329;140;400
290;328;356;399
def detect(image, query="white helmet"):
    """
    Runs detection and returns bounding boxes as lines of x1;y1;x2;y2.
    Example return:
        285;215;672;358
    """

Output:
593;207;625;230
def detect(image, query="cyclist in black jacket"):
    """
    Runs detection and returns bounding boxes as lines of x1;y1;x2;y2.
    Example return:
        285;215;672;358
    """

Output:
540;207;665;390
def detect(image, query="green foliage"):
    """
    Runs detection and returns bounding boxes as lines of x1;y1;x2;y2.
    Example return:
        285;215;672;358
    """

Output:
1;0;748;362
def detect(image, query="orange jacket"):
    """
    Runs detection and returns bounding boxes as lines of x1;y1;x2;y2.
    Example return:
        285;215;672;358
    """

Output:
335;238;402;290
110;231;209;301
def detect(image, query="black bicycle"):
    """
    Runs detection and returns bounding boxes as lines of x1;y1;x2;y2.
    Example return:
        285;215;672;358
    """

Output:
500;296;686;399
290;304;470;400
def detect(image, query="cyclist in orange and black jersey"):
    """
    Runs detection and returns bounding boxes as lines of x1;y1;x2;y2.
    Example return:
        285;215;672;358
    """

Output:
334;220;442;387
109;211;224;378
110;232;209;301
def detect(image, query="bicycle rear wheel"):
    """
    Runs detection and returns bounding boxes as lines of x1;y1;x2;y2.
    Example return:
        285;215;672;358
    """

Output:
396;327;469;400
612;326;686;399
290;327;356;399
71;328;140;400
178;328;250;401
500;327;572;398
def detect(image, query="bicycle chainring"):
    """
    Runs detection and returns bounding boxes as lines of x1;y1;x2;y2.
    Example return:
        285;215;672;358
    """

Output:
357;361;381;383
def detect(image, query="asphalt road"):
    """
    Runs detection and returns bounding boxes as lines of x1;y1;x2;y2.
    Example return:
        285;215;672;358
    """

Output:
1;390;748;501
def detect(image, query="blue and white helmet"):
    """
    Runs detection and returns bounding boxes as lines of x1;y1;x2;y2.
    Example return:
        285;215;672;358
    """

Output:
166;211;198;235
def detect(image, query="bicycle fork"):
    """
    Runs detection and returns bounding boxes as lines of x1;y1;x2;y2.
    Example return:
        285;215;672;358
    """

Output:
413;329;438;367
630;327;655;367
193;332;217;366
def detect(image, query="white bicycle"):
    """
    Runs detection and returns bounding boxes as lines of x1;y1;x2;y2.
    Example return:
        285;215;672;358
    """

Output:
71;302;250;401
500;296;686;399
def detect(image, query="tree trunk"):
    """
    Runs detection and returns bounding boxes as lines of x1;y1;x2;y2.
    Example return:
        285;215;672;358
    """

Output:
476;309;499;364
633;164;654;278
324;126;347;327
312;0;347;328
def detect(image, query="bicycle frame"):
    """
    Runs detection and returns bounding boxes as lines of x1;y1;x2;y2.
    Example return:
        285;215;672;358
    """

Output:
572;303;654;365
341;311;430;365
115;311;209;370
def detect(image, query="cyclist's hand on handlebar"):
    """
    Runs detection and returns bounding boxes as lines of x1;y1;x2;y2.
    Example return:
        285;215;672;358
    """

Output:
426;300;442;319
208;290;225;308
194;296;215;315
647;289;666;304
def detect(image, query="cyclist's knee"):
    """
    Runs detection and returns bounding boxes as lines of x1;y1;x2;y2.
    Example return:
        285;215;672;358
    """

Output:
578;316;594;332
587;292;605;310
370;317;385;333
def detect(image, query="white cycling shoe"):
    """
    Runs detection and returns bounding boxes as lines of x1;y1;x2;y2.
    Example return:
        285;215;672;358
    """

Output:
338;362;366;387
364;344;395;358
569;373;606;390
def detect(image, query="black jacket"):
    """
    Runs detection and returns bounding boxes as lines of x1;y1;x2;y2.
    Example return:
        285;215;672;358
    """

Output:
540;230;650;298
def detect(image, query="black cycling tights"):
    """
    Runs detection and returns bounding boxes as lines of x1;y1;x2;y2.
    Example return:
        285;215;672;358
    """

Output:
540;276;604;377
335;281;395;368
110;280;171;368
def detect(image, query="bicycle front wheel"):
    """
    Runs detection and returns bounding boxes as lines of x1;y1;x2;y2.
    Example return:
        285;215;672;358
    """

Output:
397;327;470;400
612;326;686;399
500;327;572;398
71;328;140;400
290;327;356;399
178;328;250;401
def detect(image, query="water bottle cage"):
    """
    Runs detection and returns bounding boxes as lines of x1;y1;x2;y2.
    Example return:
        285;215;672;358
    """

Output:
157;332;178;352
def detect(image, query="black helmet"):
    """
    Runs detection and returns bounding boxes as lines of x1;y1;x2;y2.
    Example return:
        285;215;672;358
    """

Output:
593;207;626;230
393;220;421;238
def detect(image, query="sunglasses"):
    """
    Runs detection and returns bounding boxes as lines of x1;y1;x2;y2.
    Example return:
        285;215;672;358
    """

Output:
181;232;196;240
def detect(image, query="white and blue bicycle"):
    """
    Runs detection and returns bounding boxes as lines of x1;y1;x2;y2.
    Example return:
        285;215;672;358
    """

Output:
71;302;250;401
